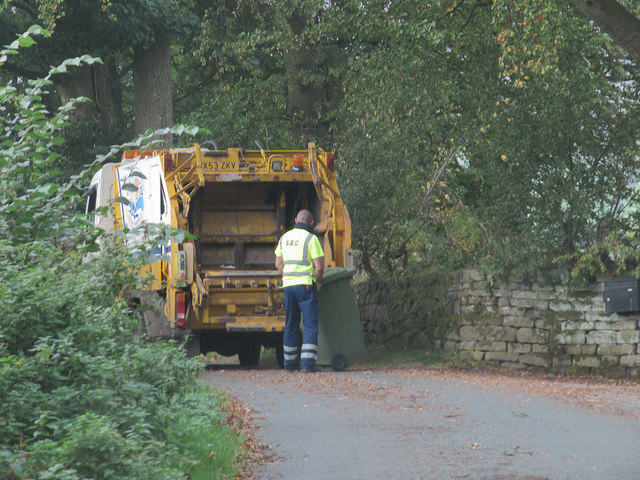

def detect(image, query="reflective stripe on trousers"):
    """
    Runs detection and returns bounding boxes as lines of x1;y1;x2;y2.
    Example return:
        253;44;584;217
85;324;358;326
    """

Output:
283;283;319;371
301;343;318;361
283;345;298;362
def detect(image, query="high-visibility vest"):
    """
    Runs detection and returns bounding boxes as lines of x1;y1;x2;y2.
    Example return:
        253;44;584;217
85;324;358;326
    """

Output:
275;227;323;287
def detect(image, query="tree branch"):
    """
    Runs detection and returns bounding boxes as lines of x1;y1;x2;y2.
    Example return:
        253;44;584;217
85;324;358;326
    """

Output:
0;61;43;79
173;76;218;104
11;0;40;21
461;1;492;31
569;0;640;61
392;136;468;257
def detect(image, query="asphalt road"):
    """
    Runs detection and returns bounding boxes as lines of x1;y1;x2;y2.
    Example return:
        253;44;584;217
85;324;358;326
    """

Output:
203;362;640;480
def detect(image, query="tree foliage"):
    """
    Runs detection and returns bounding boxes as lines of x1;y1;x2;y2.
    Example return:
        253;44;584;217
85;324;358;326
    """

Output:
332;1;496;277
482;0;640;278
4;1;640;284
333;0;640;280
175;0;356;148
1;0;200;173
1;0;198;68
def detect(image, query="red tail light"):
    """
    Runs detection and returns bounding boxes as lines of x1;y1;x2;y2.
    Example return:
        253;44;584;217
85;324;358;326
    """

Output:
326;152;335;172
176;292;186;328
164;153;173;172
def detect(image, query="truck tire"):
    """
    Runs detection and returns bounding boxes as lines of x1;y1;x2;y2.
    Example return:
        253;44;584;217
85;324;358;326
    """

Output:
238;343;261;367
183;335;201;358
132;310;147;343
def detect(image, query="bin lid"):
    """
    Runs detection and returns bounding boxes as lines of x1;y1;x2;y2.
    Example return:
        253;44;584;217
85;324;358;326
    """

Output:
604;276;638;286
322;267;356;285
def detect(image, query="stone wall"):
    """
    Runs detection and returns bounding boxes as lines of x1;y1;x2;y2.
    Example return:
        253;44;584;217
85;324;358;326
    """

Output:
357;270;640;376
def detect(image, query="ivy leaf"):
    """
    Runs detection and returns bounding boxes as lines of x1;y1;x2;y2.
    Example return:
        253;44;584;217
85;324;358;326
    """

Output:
120;183;139;192
18;36;36;48
128;171;147;179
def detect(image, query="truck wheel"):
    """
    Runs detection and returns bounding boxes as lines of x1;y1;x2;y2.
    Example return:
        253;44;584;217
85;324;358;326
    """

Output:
132;309;147;343
238;343;261;367
183;335;200;358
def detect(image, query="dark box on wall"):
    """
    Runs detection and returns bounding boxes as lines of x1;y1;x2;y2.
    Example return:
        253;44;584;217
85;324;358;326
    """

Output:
604;276;640;313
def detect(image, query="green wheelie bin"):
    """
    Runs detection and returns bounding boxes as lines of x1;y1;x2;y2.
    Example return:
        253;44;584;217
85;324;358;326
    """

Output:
316;267;367;371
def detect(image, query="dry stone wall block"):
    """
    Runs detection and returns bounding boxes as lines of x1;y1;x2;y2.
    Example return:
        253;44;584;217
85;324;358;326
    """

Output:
586;330;617;345
575;356;601;368
620;355;640;367
484;351;519;362
516;328;549;344
597;344;635;355
519;354;551;368
555;331;586;345
617;330;640;344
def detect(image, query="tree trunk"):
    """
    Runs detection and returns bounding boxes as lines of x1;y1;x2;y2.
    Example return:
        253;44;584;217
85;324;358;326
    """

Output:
284;46;330;145
54;61;123;128
283;9;330;145
570;0;640;61
133;38;173;147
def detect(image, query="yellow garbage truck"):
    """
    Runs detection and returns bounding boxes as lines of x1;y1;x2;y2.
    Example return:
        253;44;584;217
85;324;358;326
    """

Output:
86;143;352;366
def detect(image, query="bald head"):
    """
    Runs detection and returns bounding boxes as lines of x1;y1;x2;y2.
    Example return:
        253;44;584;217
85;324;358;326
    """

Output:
296;209;314;225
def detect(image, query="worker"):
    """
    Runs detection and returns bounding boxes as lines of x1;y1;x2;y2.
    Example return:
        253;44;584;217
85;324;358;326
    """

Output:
275;209;325;372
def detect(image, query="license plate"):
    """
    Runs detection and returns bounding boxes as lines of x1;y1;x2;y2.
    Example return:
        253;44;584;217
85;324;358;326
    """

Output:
200;159;238;172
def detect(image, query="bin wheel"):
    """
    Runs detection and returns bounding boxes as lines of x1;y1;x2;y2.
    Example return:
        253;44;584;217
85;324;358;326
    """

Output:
330;354;348;371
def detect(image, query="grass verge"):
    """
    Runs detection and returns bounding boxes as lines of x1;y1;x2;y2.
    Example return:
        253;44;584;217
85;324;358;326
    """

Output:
167;386;246;480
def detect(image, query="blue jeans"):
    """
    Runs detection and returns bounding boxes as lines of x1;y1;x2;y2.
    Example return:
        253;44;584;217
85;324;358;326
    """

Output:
283;283;319;370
